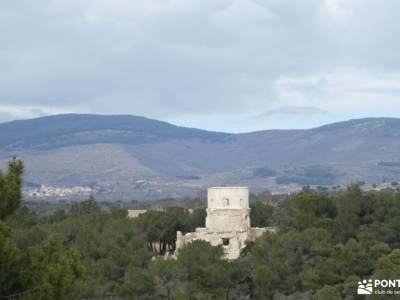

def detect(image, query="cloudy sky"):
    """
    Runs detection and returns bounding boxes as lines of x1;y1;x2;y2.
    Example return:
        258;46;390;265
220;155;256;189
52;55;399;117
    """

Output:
1;0;399;132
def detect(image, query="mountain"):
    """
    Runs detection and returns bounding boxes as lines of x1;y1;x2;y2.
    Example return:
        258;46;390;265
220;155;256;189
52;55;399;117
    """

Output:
0;114;229;150
1;114;400;200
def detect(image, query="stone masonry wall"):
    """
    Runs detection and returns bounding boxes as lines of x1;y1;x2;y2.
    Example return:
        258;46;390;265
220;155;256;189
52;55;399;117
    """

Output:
176;187;272;260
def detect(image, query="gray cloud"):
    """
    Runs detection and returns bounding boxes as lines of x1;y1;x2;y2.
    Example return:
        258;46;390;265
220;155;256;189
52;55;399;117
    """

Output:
0;112;14;123
0;0;400;131
0;107;48;123
257;106;329;118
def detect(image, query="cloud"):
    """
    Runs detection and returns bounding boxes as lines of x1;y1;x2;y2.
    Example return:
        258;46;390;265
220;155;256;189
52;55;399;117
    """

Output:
0;105;50;123
0;112;14;123
257;106;329;118
0;0;399;131
273;70;400;117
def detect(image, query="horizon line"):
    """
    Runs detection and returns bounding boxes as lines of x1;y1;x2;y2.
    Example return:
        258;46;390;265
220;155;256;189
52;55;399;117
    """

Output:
0;112;398;134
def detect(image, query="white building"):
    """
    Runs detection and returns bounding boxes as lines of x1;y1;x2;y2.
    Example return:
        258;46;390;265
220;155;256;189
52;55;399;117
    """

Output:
176;187;273;260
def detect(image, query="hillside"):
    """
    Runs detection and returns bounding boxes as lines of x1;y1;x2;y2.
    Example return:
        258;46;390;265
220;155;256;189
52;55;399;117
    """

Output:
1;114;400;200
0;114;229;150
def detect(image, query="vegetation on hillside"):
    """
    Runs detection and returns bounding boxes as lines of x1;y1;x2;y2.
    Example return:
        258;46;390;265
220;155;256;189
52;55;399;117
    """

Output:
1;158;400;299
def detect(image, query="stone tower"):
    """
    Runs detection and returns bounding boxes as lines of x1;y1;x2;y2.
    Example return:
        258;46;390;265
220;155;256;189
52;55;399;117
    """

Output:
206;187;250;233
176;187;271;260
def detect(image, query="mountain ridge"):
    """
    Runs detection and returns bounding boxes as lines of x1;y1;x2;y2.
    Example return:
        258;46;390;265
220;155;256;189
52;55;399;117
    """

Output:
2;114;399;148
0;113;231;151
1;114;399;200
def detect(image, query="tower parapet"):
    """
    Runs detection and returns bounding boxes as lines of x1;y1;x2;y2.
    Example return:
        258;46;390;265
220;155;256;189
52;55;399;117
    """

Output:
207;187;249;209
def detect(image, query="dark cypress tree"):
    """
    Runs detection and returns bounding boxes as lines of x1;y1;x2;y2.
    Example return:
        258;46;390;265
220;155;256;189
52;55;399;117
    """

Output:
0;156;24;220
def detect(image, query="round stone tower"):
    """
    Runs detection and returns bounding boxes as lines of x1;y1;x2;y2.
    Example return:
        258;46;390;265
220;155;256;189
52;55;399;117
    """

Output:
205;187;250;233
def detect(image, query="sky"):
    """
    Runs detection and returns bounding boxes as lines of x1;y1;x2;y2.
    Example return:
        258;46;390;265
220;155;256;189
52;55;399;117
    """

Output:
0;0;400;133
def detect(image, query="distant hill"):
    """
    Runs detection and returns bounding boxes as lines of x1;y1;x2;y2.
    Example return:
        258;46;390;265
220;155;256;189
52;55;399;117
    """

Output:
1;114;400;200
0;114;229;150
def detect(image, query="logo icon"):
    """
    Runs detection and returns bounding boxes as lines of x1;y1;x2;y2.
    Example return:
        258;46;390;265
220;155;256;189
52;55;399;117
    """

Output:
358;279;373;295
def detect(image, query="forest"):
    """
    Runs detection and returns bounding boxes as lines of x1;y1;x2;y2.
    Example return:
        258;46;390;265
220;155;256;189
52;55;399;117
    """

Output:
1;157;400;299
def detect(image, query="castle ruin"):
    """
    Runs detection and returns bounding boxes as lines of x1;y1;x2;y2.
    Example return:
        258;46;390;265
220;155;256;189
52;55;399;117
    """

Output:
176;187;271;260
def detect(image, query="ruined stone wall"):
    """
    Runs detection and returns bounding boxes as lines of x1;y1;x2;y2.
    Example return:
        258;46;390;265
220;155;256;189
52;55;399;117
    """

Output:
176;186;271;260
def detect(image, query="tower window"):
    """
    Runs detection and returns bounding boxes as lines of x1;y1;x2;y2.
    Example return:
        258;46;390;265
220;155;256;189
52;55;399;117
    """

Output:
223;198;229;207
222;238;230;246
